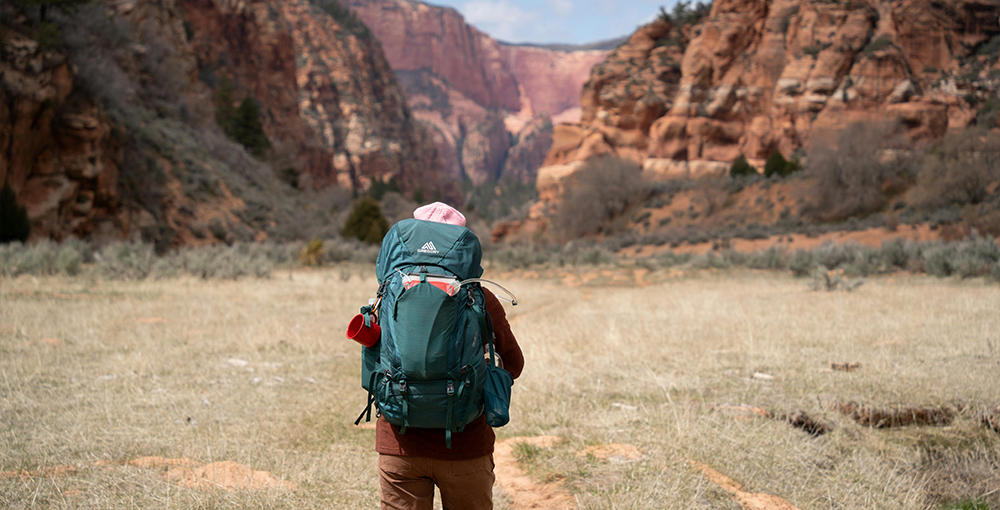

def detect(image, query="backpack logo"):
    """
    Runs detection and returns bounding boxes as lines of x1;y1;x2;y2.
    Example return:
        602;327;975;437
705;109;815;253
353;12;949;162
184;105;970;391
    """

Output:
418;241;439;254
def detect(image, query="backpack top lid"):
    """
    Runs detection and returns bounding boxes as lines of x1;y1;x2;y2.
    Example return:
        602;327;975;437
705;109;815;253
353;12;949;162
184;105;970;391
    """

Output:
376;218;483;282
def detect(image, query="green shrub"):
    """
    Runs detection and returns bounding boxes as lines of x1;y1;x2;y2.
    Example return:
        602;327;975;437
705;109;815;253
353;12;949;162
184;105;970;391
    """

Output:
97;241;155;280
1;183;31;244
941;498;989;510
34;21;62;50
691;252;730;270
312;0;373;38
843;245;885;276
341;197;389;245
15;0;94;21
176;244;272;279
55;244;83;276
746;246;787;270
763;151;801;177
0;239;92;276
863;35;893;54
299;238;324;266
950;236;1000;278
922;244;957;277
369;176;402;201
228;98;270;156
729;154;757;178
788;249;814;277
213;78;270;157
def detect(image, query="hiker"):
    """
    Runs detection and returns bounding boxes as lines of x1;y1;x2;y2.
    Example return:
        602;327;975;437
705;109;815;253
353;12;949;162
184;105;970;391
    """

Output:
369;202;524;510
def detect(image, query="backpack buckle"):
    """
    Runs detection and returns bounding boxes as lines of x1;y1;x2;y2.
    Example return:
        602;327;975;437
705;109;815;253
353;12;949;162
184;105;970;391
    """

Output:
446;380;454;396
399;380;407;394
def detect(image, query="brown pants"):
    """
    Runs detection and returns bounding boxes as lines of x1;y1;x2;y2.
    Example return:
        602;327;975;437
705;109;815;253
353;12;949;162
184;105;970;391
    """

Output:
378;454;495;510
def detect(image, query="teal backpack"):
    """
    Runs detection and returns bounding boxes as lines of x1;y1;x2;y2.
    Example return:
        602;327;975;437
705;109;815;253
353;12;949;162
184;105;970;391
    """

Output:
356;218;501;448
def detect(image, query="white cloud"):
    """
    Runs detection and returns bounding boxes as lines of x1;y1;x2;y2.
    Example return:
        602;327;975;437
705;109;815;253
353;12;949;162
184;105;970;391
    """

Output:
457;0;541;42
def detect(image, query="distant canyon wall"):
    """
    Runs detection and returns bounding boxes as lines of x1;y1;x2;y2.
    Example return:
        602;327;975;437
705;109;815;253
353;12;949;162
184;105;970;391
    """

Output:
345;0;607;186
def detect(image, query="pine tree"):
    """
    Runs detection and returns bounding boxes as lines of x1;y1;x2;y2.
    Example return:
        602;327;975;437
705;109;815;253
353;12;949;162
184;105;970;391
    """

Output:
341;198;389;245
0;183;31;244
764;151;789;177
16;0;93;22
729;154;757;177
230;98;271;156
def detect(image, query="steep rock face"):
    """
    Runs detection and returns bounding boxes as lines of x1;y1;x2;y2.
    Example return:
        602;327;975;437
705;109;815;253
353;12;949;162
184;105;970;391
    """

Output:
345;0;606;185
344;0;520;112
502;115;553;184
181;0;440;193
1;0;441;243
501;45;609;117
546;0;999;183
1;29;121;241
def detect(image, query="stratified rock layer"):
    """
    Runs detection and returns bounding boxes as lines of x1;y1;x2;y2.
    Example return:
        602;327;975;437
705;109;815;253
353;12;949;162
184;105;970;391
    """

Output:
493;0;998;243
546;0;999;180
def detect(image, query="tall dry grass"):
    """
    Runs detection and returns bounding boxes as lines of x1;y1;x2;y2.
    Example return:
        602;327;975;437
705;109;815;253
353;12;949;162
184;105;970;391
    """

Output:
1;267;998;508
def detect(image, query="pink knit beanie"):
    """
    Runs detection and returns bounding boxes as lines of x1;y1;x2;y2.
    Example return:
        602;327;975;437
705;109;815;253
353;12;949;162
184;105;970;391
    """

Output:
413;202;466;227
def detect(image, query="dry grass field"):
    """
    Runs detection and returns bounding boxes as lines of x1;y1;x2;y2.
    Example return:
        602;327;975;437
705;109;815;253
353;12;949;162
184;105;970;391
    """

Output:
1;265;998;509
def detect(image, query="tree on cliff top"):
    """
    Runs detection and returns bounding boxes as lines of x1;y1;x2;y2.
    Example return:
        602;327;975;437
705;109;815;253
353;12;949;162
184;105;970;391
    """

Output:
312;0;373;39
14;0;93;21
658;1;712;25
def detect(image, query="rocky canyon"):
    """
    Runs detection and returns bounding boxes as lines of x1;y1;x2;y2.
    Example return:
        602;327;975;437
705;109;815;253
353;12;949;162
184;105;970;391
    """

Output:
536;0;999;209
2;0;441;245
343;0;609;186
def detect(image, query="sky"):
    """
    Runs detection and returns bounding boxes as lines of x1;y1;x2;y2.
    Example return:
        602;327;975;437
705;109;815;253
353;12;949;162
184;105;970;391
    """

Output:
424;0;676;46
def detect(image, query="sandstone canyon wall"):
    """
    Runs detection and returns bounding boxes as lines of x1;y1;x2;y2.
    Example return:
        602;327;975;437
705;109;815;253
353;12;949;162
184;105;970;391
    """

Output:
1;0;439;244
539;0;1000;206
344;0;607;186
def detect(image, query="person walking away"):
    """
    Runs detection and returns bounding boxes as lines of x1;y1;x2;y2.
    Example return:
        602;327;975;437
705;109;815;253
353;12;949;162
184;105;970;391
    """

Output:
373;202;523;510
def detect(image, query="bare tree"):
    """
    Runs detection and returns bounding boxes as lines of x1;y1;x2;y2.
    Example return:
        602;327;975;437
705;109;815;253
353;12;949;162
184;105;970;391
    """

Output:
554;156;649;238
804;121;916;221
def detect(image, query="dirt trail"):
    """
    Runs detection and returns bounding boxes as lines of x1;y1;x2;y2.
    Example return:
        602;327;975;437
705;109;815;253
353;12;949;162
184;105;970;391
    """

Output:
692;461;801;510
493;436;575;509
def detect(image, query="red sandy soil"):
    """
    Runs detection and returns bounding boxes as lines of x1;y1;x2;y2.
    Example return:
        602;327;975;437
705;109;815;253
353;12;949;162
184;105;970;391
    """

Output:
166;461;297;490
623;224;942;258
494;436;575;509
575;444;643;462
692;461;802;510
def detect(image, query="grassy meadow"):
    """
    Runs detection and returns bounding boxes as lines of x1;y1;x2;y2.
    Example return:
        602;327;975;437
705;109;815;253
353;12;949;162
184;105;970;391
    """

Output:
1;265;998;509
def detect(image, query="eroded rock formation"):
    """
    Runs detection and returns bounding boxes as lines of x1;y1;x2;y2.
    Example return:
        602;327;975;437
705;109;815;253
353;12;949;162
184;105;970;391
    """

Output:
541;0;1000;195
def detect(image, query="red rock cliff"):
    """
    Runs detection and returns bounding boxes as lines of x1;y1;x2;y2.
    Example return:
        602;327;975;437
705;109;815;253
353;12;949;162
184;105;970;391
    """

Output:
345;0;609;185
2;0;440;243
545;0;1000;183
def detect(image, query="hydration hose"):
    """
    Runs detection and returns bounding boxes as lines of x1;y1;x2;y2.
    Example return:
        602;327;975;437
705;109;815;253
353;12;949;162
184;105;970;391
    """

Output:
458;278;519;306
